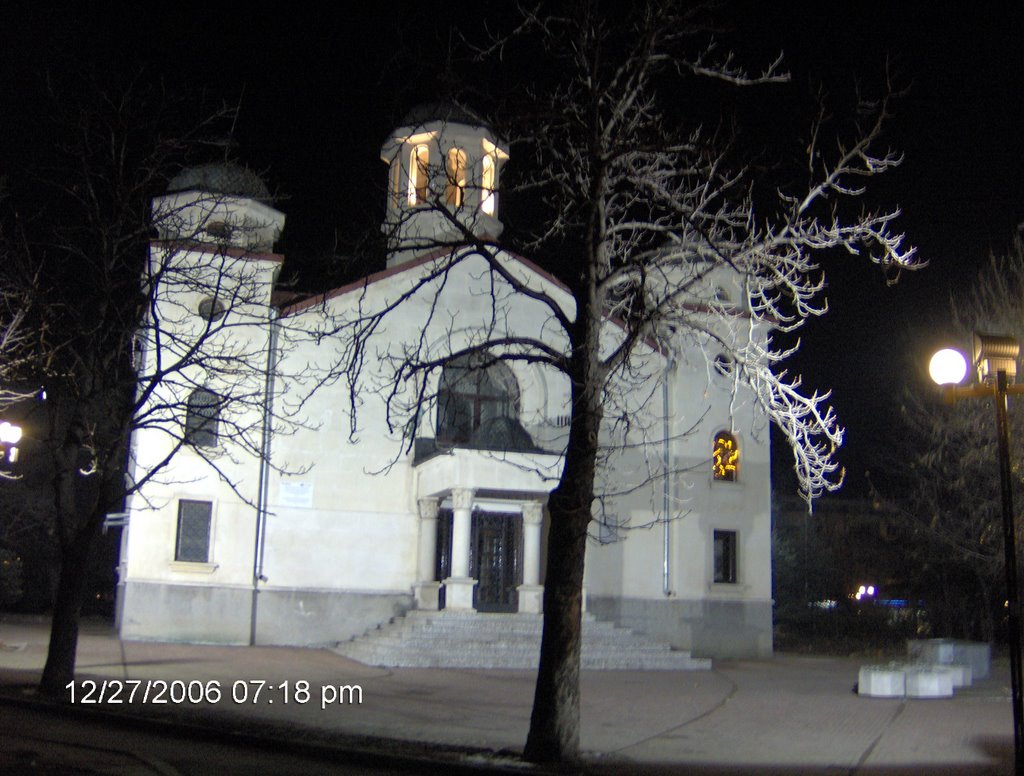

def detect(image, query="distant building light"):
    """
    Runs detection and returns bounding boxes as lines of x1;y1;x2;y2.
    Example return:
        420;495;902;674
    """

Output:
810;599;838;610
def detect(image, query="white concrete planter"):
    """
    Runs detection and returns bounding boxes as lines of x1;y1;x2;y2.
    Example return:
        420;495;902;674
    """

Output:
905;666;954;699
941;663;973;688
858;664;906;698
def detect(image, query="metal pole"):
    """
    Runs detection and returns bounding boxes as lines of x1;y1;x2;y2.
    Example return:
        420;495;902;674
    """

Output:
994;370;1024;771
250;313;279;647
662;359;671;597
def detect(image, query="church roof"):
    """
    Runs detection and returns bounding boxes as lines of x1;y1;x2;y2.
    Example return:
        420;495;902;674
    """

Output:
166;163;272;201
278;246;570;319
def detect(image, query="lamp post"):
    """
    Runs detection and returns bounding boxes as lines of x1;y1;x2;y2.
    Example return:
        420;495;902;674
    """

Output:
930;334;1024;771
0;420;21;470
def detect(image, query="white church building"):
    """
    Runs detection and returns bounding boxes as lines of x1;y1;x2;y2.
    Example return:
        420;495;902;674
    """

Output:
118;108;773;663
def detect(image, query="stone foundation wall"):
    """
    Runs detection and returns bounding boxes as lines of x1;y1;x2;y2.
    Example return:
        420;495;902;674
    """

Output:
587;595;773;659
120;581;412;646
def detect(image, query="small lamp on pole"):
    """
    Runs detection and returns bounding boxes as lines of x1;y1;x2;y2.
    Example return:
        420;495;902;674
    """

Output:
930;334;1024;772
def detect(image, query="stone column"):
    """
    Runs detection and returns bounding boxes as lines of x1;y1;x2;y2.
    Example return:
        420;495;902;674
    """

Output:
517;501;545;613
443;487;477;610
413;498;441;610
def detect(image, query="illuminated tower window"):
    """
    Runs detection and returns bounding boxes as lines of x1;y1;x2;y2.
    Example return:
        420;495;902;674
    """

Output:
408;144;430;206
445;148;467;207
481;153;496;215
712;431;739;482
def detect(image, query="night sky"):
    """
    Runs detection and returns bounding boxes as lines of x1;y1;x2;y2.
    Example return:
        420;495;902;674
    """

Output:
2;3;1022;498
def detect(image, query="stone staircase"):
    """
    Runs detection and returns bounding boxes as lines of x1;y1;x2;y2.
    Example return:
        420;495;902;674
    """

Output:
332;609;711;670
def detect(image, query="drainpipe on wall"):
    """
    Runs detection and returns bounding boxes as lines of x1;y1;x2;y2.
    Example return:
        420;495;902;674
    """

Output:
662;358;673;597
250;311;279;646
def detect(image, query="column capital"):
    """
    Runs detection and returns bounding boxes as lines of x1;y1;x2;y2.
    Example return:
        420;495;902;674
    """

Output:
451;487;475;510
417;498;440;521
522;501;544;525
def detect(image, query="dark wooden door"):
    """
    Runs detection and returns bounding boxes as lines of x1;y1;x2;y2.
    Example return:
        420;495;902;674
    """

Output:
435;508;522;612
471;510;522;613
435;509;453;610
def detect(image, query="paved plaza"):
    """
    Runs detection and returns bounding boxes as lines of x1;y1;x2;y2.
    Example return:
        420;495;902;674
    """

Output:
0;616;1014;774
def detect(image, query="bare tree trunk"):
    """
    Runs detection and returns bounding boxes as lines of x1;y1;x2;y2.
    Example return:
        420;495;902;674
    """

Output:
524;357;602;764
39;518;99;697
38;396;117;698
524;484;591;762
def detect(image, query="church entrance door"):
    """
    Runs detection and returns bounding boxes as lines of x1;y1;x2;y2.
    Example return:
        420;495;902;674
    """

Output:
472;511;522;612
436;508;522;613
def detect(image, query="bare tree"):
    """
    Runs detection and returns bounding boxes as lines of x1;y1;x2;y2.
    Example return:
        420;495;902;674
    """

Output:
325;1;919;763
0;211;38;415
0;82;321;696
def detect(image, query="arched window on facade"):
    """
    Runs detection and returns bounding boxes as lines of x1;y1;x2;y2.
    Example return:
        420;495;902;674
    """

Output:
445;148;467;207
712;431;739;482
437;353;533;450
185;388;220;448
408;144;430;206
481;153;497;215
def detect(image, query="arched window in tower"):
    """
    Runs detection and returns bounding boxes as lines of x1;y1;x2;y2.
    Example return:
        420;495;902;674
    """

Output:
185;388;221;448
445;148;467;207
408;144;430;206
481;153;497;215
712;431;739;482
437;353;533;451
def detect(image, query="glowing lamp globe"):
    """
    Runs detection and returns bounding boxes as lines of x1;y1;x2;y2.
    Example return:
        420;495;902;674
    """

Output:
0;421;21;444
929;349;968;386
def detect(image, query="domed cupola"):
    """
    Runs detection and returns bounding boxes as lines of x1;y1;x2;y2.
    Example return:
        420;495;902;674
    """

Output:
153;162;285;253
380;103;509;268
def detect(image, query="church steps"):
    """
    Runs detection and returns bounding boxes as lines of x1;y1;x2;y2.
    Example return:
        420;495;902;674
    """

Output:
332;609;711;671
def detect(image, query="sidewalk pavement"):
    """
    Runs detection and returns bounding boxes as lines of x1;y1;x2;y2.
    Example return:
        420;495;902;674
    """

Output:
0;615;1014;774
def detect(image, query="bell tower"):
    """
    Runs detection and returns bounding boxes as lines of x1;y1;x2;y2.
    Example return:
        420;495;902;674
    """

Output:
380;104;508;268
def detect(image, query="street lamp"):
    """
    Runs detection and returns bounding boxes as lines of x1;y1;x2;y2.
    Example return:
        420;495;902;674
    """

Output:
930;333;1024;771
0;420;21;468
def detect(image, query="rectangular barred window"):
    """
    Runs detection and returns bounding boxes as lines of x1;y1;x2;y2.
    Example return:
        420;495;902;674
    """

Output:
713;530;738;584
175;500;212;563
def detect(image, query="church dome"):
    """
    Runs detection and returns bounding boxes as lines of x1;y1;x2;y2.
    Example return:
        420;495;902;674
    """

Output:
167;163;271;201
399;102;492;134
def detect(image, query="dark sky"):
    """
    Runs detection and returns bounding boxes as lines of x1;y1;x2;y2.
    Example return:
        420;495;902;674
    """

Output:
2;3;1021;497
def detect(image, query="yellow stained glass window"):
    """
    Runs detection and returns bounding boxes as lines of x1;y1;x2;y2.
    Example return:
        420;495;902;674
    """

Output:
712;431;739;482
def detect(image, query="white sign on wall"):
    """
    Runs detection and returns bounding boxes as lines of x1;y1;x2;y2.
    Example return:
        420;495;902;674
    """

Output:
279;481;314;508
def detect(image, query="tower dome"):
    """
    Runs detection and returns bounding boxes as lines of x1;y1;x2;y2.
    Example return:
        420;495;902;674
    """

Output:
381;104;509;268
167;163;272;201
399;102;493;134
155;163;284;252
